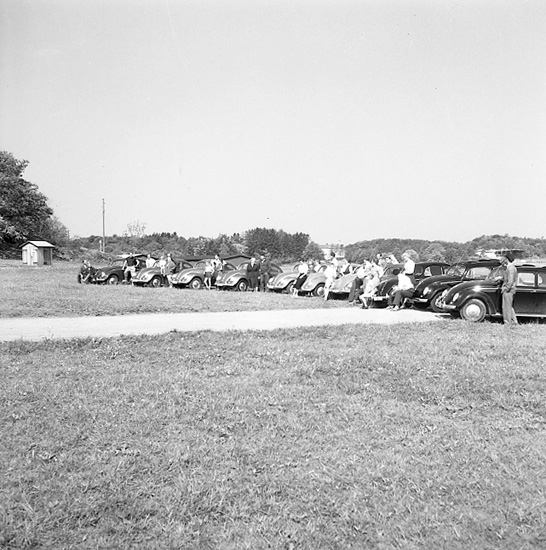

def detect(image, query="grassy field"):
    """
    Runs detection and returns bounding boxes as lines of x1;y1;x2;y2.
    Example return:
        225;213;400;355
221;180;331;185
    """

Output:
0;261;345;318
2;321;546;549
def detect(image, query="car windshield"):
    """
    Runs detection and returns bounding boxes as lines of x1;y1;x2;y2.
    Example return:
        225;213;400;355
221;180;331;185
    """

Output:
485;266;505;281
446;264;465;276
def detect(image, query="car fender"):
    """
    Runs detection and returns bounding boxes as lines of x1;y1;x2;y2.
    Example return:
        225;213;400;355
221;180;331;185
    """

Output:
458;291;498;316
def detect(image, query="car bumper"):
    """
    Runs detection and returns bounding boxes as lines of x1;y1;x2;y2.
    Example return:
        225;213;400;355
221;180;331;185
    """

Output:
412;297;429;304
216;282;234;289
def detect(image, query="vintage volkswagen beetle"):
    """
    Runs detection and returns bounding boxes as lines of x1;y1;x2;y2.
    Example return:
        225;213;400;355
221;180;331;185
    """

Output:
216;261;283;291
329;264;363;298
412;259;501;312
170;259;230;290
298;264;329;297
440;264;546;322
267;264;300;293
131;259;194;288
93;254;147;285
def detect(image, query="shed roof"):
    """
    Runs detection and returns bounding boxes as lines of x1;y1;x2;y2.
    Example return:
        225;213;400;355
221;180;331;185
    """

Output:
21;240;55;248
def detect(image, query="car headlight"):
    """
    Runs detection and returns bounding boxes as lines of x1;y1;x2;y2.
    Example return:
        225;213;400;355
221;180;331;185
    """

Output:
98;271;106;278
451;292;459;303
226;277;235;285
423;286;431;296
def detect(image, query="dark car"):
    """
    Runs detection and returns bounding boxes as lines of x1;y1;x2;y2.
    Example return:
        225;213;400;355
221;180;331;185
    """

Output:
411;259;501;312
93;254;147;285
372;262;449;307
440;264;546;322
216;261;283;291
131;259;194;288
171;260;235;290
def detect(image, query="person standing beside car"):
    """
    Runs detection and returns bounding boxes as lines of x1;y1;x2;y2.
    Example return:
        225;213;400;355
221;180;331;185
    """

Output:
123;254;138;283
402;251;416;284
165;254;176;287
501;252;518;326
145;254;156;268
292;259;309;297
259;254;271;292
246;257;260;291
204;260;214;290
323;261;338;301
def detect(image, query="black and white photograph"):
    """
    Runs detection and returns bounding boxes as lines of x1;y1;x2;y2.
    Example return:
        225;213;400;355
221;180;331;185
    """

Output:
1;1;546;548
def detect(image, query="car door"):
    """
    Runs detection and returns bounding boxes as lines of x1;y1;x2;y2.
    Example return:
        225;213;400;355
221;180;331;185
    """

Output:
513;271;537;316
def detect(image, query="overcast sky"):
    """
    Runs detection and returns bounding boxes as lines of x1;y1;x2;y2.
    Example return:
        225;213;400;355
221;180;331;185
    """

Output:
1;0;545;245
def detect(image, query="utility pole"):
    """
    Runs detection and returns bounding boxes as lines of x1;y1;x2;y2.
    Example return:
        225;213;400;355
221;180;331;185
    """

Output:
102;198;106;253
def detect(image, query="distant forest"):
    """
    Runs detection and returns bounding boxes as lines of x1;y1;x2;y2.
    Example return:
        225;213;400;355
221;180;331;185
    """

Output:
64;230;546;265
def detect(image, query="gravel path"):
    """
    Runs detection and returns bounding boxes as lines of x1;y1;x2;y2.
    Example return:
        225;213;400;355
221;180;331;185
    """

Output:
0;308;444;342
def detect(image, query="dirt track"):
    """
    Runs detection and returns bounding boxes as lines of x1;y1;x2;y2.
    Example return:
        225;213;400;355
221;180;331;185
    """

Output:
0;308;444;342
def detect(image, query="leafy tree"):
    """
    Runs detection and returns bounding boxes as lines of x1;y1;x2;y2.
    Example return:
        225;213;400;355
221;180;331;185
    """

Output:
0;151;53;245
40;215;70;247
303;241;324;261
123;220;147;238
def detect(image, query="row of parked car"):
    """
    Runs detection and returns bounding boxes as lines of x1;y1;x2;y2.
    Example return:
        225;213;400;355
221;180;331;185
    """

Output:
88;255;546;322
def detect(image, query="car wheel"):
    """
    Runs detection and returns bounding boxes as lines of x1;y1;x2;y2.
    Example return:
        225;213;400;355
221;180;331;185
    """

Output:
106;274;119;285
430;292;445;313
461;299;487;322
236;279;248;292
313;283;325;297
189;278;202;290
150;276;163;288
285;281;294;294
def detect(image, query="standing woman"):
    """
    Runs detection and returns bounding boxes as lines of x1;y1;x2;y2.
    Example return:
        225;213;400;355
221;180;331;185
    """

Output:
292;259;309;297
246;257;260;291
323;261;337;301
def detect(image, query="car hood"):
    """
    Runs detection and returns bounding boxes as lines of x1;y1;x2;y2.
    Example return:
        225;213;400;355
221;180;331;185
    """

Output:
273;271;298;282
217;269;244;282
415;274;459;291
96;265;119;274
445;279;500;300
173;267;202;278
331;273;355;290
133;267;160;278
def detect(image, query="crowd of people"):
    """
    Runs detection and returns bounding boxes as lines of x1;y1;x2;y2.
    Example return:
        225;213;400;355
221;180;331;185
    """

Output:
77;249;420;308
343;251;418;309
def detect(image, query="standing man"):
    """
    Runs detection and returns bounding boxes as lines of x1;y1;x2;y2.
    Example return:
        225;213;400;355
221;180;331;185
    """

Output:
501;252;518;326
259;253;271;292
165;253;176;286
123;254;138;283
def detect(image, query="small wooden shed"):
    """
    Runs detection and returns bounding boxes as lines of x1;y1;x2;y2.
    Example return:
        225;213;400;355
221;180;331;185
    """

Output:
21;240;55;266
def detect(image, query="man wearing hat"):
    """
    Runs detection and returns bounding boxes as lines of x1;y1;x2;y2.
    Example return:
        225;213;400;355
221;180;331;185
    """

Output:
501;252;518;325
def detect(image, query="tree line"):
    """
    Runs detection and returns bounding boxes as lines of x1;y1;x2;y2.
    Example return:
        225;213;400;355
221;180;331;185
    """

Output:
2;150;546;263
